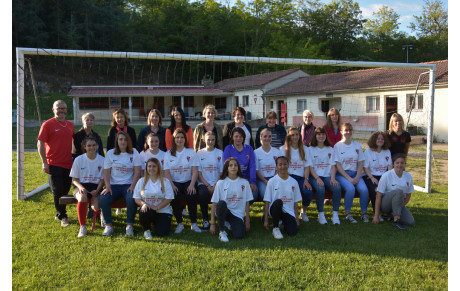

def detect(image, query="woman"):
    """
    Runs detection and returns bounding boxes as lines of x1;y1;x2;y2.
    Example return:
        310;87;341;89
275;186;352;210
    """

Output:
363;131;393;218
334;123;370;223
300;110;316;147
165;107;193;150
163;128;201;234
210;158;252;242
99;131;142;236
222;107;255;149
196;131;224;230
254;111;286;149
323;108;343;147
193;105;224;151
106;108;137;151
308;127;343;225
134;158;174;239
279;127;314;222
73;113;104;158
137;109;167;153
373;153;415;230
263;156;302;239
140;133;166;172
223;127;258;197
254;128;281;201
386;113;411;157
69;137;105;238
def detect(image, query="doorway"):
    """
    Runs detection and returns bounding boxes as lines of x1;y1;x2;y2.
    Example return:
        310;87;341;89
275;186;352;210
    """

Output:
277;100;286;125
385;97;398;130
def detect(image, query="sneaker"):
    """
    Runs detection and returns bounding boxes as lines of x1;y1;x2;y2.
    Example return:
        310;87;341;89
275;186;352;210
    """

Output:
115;208;122;216
318;212;328;225
126;225;134;236
224;221;232;231
219;231;229;242
102;225;113;236
272;227;284;239
361;214;370;223
202;220;210;230
392;219;407;231
300;212;309;222
77;225;87;238
191;223;202;233
174;223;184;234
144;230;153;240
182;209;189;216
379;215;384;222
61;217;70;227
345;214;358;224
332;213;341;225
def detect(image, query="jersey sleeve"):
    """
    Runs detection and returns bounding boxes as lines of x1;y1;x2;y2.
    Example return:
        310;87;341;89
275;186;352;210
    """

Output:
244;180;253;202
69;157;80;179
210;180;222;203
190;151;199;167
363;148;371;168
163;178;175;200
163;152;171;170
406;173;415;194
263;178;273;202
334;145;342;163
103;152;113;169
356;142;365;162
304;146;313;167
37;122;49;142
376;173;389;193
293;181;302;203
133;178;144;200
133;149;143;167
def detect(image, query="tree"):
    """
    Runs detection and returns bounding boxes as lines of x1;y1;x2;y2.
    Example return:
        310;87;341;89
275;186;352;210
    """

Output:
409;0;447;38
364;5;400;38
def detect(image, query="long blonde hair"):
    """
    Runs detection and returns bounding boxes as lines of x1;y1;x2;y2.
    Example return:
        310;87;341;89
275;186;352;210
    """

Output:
388;113;404;134
141;158;165;196
283;127;306;163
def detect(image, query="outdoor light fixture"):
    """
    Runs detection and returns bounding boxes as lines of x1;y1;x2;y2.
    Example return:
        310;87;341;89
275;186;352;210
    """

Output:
402;43;414;63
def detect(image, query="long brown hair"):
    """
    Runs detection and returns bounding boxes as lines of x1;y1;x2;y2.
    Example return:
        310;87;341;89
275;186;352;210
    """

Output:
114;131;133;155
141;158;165;196
219;157;245;180
170;128;187;157
111;108;129;127
310;127;331;147
325;108;342;129
148;109;163;127
283;127;306;163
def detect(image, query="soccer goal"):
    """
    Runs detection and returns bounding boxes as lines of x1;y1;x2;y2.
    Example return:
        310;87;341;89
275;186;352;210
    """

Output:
15;47;437;200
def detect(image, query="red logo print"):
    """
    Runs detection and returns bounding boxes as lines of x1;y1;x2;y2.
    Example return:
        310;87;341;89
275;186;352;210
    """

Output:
328;153;331;159
187;156;190;162
98;166;102;172
161;160;164;165
386;156;389;161
130;157;133;163
218;156;221;162
292;186;295;192
273;156;277;161
242;185;245;191
407;182;409;187
246;155;249;160
356;149;359;155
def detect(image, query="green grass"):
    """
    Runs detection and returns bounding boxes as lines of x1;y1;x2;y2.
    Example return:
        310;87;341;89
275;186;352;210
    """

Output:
12;153;448;289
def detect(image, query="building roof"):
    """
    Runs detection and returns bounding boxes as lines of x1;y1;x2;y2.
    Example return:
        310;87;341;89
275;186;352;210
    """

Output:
265;60;448;96
214;68;305;90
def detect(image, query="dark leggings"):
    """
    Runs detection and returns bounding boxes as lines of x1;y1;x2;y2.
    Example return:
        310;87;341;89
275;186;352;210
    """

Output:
170;181;198;224
197;184;211;221
215;200;245;239
270;199;298;236
138;208;172;236
49;165;72;220
364;175;381;212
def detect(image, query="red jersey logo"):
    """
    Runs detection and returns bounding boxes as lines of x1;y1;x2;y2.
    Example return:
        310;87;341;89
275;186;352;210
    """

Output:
130;157;133;163
273;156;277;161
328;153;331;159
386;156;389;161
292;186;295;192
161;160;164;165
356;149;359;155
242;185;245;191
407;182;409;187
217;156;221;162
98;166;102;172
187;156;190;162
246;155;249;160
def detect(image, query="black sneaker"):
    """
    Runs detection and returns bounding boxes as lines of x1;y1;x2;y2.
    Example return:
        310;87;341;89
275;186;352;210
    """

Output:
392;219;407;231
202;220;210;231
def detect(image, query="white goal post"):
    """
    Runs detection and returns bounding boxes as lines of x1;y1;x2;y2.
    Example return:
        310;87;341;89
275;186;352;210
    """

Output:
16;47;437;200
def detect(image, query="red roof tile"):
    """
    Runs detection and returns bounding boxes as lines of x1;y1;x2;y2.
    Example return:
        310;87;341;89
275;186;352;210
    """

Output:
68;87;231;97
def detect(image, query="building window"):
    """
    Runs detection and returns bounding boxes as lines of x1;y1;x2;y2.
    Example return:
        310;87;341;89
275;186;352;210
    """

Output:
79;97;109;109
242;95;249;107
270;101;274;109
297;99;307;113
121;97;144;108
407;94;423;111
215;97;226;110
366;96;380;112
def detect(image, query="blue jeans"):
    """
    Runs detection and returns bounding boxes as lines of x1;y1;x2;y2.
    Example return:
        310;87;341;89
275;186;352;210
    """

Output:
99;184;137;225
335;171;369;213
290;174;314;207
309;176;342;212
255;176;273;201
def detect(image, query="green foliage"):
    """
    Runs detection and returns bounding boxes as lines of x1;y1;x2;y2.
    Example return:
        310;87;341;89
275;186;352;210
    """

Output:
364;5;401;38
410;0;448;38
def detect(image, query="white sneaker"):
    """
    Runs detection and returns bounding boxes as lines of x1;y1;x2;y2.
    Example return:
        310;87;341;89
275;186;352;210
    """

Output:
126;225;134;236
61;217;70;227
332;212;341;225
77;225;87;238
318;212;328;225
379;215;384;222
219;231;229;242
191;223;202;233
102;225;113;236
224;221;232;231
272;227;284;239
300;212;309;222
144;230;153;240
346;214;358;224
115;208;122;215
182;209;189;216
174;223;184;234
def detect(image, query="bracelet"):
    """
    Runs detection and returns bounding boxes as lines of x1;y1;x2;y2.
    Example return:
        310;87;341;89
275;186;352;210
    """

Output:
210;223;216;225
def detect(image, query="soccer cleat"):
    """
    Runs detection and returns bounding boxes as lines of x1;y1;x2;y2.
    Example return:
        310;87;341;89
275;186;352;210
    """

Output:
77;225;87;238
144;230;153;240
174;223;184;234
318;212;328;225
392;219;407;231
102;225;113;236
272;227;284;239
202;220;210;230
345;214;358;224
300;212;309;222
219;231;229;242
61;217;70;227
126;225;134;236
191;223;202;233
361;214;370;223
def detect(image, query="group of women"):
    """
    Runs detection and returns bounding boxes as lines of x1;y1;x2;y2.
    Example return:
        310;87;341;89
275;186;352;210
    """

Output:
68;105;415;241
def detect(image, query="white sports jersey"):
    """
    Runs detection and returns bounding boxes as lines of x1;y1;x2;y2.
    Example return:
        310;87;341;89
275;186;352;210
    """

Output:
140;149;166;171
309;146;336;178
197;148;224;186
133;177;174;215
255;147;281;178
236;124;251;146
364;148;392;176
334;140;364;171
211;177;252;220
70;154;105;184
279;146;311;177
163;148;199;183
264;175;302;218
104;149;142;185
377;169;414;195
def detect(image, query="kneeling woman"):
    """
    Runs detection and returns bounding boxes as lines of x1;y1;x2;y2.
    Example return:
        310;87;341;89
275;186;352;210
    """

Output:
134;158;174;239
373;153;415;230
210;158;252;242
263;156;302;239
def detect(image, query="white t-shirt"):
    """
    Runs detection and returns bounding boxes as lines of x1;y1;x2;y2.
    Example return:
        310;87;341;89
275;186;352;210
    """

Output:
309;146;336;178
334;141;364;171
255;147;281;178
133;177;174;215
70;154;105;184
279;146;311;177
197;148;224;186
163;148;199;183
363;148;392;176
236;124;251;145
377;169;414;195
211;177;253;220
264;175;302;218
140;149;166;171
104;149;142;185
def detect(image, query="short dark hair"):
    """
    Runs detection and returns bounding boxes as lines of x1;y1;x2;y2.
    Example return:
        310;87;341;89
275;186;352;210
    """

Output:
232;107;246;118
310;127;331;147
230;127;246;143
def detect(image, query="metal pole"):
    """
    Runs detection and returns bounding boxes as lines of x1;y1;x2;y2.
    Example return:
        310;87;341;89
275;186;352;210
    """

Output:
129;96;133;123
425;68;436;193
16;49;25;200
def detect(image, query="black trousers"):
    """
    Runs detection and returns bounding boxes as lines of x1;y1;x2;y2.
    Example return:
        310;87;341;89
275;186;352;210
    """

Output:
170;181;198;224
215;200;245;239
270;199;298;236
364;175;382;212
138;208;172;236
49;165;72;220
197;184;211;221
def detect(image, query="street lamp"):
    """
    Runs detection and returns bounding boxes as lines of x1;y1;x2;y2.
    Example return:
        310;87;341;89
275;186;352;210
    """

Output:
402;43;414;63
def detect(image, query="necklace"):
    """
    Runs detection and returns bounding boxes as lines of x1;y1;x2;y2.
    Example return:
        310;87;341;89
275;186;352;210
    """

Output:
55;118;67;128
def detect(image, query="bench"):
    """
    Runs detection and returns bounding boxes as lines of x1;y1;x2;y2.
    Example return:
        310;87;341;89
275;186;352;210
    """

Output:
59;195;127;208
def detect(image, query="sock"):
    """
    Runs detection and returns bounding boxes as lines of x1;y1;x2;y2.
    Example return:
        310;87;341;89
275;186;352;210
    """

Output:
77;202;88;226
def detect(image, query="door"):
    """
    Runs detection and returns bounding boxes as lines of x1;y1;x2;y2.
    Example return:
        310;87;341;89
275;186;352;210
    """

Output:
386;97;397;130
277;100;286;125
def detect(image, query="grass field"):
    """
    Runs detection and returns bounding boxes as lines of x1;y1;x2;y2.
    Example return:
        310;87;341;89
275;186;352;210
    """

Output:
12;151;448;290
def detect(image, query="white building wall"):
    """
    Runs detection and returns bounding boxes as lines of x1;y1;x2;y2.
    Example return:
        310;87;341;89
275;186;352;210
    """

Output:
232;88;264;120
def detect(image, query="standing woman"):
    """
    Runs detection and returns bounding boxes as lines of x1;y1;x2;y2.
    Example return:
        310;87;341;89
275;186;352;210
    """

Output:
323;108;343;147
222;107;255;149
386;113;411;157
137;109;167;153
100;131;142;236
140;133;166;171
373;153;415;230
363;131;393;217
255;111;287;149
106;108;137;151
334;123;370;223
73;113;104;158
163;128;201;233
193;105;224;151
210;158;252;242
134;158;174;239
299;110;316;147
196;131;224;230
308;127;343;224
69;137;105;238
279;127;314;222
263;156;302;239
165;107;193;150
